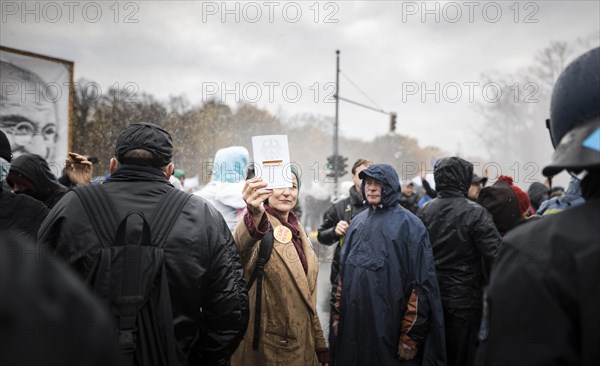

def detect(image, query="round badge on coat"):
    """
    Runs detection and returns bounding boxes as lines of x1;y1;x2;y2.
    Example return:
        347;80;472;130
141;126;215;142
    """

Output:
273;225;293;243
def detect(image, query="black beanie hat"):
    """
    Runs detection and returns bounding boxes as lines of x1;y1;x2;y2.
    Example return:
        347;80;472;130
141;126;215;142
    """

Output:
0;130;12;162
114;123;173;166
477;180;520;235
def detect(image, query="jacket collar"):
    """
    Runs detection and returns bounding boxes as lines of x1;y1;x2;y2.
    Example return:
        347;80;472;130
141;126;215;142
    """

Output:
108;164;171;184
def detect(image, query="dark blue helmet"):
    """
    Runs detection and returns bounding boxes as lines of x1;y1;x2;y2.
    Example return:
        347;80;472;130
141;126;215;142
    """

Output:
544;47;600;176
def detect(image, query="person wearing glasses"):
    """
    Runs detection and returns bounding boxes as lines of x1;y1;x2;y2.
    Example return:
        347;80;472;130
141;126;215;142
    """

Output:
0;60;58;163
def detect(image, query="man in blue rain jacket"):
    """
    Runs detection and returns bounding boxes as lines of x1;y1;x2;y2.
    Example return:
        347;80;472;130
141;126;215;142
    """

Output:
334;163;446;366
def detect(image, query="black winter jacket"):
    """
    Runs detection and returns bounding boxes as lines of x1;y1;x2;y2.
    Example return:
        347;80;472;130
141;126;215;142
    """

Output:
417;157;501;309
38;165;249;365
0;182;49;242
476;172;600;366
317;185;366;245
1;238;117;366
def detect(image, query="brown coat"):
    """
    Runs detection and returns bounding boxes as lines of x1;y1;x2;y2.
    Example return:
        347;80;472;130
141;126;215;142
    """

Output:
231;213;327;366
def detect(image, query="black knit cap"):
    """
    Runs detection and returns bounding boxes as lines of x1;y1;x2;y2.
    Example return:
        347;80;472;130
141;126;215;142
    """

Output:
0;130;12;162
476;180;520;235
115;123;173;166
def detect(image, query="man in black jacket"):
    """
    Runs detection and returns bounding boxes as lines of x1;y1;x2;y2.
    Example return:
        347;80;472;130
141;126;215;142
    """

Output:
0;130;49;241
417;156;501;366
38;123;249;365
476;47;600;366
317;158;371;362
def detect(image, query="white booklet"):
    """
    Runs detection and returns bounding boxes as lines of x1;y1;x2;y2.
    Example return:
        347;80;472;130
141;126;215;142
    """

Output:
251;135;293;189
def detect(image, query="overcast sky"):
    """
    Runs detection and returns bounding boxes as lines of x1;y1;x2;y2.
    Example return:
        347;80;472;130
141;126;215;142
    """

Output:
2;0;599;165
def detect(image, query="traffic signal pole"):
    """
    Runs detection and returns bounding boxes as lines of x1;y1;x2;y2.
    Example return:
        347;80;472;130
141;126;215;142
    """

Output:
333;49;340;199
331;50;395;200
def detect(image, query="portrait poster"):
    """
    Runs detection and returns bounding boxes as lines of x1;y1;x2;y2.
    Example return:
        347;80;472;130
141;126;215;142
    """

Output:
0;45;74;168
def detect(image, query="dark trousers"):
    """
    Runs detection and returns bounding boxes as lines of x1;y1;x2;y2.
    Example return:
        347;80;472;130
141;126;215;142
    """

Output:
444;308;482;366
328;310;336;365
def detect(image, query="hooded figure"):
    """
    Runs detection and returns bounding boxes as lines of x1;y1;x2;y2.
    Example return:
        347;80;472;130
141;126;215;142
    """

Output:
7;153;67;208
195;146;249;232
417;157;500;366
334;164;446;366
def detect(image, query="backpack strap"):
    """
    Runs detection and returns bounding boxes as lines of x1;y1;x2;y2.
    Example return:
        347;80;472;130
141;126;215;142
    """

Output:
72;185;118;294
149;188;192;248
72;184;119;246
113;211;154;366
246;226;275;350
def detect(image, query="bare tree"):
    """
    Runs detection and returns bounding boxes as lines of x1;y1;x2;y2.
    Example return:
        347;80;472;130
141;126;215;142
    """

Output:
474;38;598;184
530;41;573;89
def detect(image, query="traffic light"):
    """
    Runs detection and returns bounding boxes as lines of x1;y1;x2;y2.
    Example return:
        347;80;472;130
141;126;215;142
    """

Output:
326;155;336;177
390;112;397;133
336;155;348;177
326;155;337;179
326;154;348;179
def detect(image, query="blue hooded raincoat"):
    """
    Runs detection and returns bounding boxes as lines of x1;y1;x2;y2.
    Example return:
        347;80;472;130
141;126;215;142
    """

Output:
334;164;446;366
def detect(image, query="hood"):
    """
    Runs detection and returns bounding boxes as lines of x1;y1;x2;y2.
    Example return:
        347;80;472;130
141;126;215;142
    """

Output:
527;182;550;209
212;146;249;183
433;157;473;197
7;153;62;201
359;163;400;208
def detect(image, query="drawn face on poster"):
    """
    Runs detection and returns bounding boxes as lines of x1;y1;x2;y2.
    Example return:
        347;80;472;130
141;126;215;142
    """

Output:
0;47;73;166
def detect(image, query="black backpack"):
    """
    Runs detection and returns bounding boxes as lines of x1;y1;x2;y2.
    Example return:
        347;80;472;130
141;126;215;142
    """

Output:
73;184;191;366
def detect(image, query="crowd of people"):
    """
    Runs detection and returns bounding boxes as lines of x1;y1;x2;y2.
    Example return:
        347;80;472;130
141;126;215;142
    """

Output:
1;47;598;366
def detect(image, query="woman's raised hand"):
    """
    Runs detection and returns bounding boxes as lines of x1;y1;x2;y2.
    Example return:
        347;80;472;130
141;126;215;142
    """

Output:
242;177;273;224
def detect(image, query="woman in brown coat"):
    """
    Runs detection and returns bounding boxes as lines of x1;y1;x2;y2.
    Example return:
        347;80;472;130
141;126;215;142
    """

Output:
231;170;329;366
